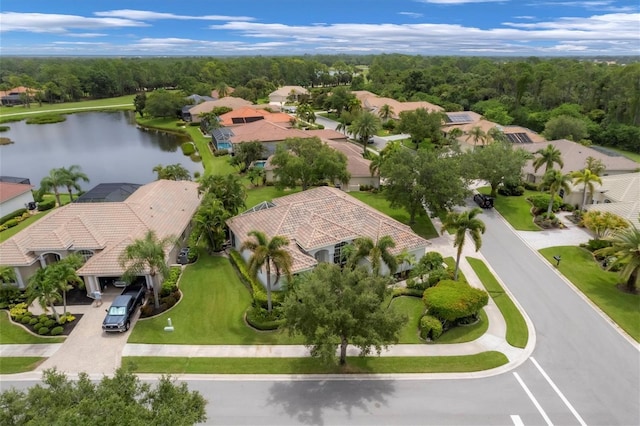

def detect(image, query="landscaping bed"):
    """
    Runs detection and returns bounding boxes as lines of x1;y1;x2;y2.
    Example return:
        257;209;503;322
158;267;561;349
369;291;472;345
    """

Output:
4;305;82;338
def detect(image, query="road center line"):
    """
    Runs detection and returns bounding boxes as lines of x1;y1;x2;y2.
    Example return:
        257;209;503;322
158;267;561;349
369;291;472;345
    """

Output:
530;357;587;426
513;372;554;426
510;414;525;426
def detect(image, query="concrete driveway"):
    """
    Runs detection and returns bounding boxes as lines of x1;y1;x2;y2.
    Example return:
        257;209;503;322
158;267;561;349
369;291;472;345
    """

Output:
31;286;141;375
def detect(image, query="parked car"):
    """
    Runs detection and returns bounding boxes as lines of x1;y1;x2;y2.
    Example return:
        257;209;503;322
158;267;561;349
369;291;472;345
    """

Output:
367;137;375;144
474;193;494;209
102;283;145;333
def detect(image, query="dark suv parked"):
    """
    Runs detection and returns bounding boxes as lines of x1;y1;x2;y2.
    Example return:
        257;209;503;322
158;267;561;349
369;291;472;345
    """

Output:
474;193;494;209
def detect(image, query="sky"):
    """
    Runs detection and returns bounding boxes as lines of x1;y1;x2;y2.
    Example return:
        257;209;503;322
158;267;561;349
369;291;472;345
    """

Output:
0;0;638;56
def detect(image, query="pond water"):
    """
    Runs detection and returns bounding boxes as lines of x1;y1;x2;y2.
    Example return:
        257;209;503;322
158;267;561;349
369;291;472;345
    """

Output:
0;111;203;189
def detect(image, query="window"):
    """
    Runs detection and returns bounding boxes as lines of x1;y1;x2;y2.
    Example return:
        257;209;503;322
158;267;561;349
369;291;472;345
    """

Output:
76;250;94;262
334;242;348;265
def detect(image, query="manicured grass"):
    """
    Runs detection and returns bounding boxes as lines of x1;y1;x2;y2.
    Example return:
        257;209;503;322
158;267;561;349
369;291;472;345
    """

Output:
245;186;301;209
540;246;640;342
436;309;488;344
0;357;45;374
467;257;529;348
597;147;640;163
477;187;540;231
392;296;425;343
0;95;135;123
122;351;508;374
349;191;438;239
0;311;65;344
0;210;53;243
128;255;300;345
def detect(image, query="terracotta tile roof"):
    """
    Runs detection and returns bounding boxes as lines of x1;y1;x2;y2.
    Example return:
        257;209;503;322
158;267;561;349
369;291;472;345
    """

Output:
230;120;310;143
269;86;309;98
584;172;640;229
521;139;639;177
188;97;253;119
351;90;443;119
324;140;372;178
502;125;546;143
227;187;429;274
0;182;33;203
0;180;201;275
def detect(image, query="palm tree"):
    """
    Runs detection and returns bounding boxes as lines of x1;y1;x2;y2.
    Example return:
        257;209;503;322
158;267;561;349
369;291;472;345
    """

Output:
48;254;83;316
241;231;292;312
533;144;564;173
119;230;176;309
191;196;230;253
487;127;507;144
596;223;640;292
541;169;572;216
40;168;65;207
378;104;394;122
465;126;486;148
446;128;464;145
59;165;89;201
296;103;316;124
27;268;62;323
197;174;246;215
348;111;381;155
440;208;486;281
369;154;383;177
0;266;16;284
396;248;416;279
349;235;398;276
216;83;229;98
585;156;606;176
571;168;602;210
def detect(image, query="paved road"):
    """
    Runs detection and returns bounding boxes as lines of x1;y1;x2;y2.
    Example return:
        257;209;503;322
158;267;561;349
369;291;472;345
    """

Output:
0;104;131;117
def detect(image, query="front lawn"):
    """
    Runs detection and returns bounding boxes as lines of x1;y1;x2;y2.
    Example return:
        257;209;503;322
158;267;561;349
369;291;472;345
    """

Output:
245;186;302;210
0;357;45;374
477;187;540;231
540;246;640;342
122;351;508;374
0;311;65;344
467;257;528;348
349;191;438;239
128;255;300;345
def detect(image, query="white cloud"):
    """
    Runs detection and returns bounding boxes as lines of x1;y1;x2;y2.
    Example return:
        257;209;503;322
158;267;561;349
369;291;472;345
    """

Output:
94;9;255;21
398;12;424;18
0;12;147;33
66;33;108;38
529;1;639;12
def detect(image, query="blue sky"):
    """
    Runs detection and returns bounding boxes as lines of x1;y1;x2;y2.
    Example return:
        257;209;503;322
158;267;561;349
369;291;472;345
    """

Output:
0;0;638;56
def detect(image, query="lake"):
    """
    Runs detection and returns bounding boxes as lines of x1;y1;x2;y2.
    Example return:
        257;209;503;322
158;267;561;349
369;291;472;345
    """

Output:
0;111;203;189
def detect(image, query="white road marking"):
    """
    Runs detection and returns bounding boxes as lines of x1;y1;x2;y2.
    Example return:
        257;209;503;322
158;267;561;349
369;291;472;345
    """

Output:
511;414;525;426
530;357;587;426
513;372;554;426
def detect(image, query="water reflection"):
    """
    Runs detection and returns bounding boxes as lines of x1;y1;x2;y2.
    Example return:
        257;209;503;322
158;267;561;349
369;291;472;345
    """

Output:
0;111;202;188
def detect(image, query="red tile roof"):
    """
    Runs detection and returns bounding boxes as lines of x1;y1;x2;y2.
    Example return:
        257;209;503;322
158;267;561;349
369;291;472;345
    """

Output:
0;182;33;203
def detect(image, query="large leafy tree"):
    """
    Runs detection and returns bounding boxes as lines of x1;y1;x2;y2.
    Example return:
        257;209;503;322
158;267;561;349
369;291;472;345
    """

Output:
543;115;589;141
0;368;206;425
397;108;444;147
596;223;640;292
197;174;246;215
152;163;191;181
144;89;186;118
540;169;572;216
348;111;381;154
462;140;529;198
571;168;602;210
282;263;406;365
349;235;398;276
241;231;292;312
119;230;176;309
133;92;146;117
191;196;230;253
533;144;564;173
440;208;486;281
230;141;266;172
59;165;89;201
271;137;349;190
39;168;65;207
380;147;470;222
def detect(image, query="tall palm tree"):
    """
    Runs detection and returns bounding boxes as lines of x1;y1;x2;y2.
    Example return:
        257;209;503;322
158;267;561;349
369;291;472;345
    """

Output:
369;154;383;177
395;248;416;279
571;168;602;210
197;174;246;215
191;196;230;253
487;127;507;144
119;230;176;309
378;104;394;122
27;268;62;323
541;169;572;216
440;208;486;281
446;128;464;145
0;266;16;283
296;103;316;124
585;156;606;176
39;168;65;207
348;111;381;155
596;223;640;292
465;126;486;148
48;254;84;316
216;82;229;98
349;235;398;276
59;165;89;201
533;144;564;173
241;231;292;312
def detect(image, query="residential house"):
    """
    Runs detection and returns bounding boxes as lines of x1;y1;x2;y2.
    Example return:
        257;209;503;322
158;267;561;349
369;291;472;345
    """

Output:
226;186;430;288
0;86;37;106
181;94;216;121
0;180;201;292
188;97;253;123
574;172;640;228
268;86;309;106
221;120;311;156
0;178;34;217
519;139;639;184
218;106;293;127
352;90;443;119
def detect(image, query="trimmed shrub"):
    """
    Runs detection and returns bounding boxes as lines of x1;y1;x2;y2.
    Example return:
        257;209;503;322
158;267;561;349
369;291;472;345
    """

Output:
50;326;64;336
0;284;22;306
523;181;539;191
498;182;525;196
392;287;425;298
44;319;56;328
37;198;56;211
181;142;196;155
419;315;443;340
9;302;29;319
0;208;27;224
37;326;50;335
29;317;39;326
428;269;452;287
39;315;49;324
527;194;562;214
21;315;33;324
140;303;154;317
423;280;489;323
161;266;181;297
583;238;612;253
245;306;285;331
213;149;229;157
3;219;19;229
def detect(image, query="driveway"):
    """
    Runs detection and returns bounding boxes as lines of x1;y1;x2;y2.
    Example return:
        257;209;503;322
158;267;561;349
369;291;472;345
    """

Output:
31;286;141;375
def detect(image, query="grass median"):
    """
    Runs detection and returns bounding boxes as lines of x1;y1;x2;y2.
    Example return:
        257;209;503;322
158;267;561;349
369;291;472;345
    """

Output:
0;357;46;374
540;246;639;342
122;351;508;374
466;257;528;348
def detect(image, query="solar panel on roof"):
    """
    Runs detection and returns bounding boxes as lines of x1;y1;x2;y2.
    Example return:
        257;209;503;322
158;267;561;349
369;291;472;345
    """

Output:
446;113;472;123
505;133;532;144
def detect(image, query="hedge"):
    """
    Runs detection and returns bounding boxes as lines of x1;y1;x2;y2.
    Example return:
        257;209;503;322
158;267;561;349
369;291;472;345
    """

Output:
527;193;562;213
0;208;27;225
423;280;489;323
245;306;285;331
37;198;56;211
419;315;443;340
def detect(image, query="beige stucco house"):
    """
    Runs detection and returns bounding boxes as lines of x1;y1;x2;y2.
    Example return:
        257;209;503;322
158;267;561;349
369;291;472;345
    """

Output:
0;180;201;294
269;86;309;106
226;186;430;289
0;180;34;217
352;90;443;119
